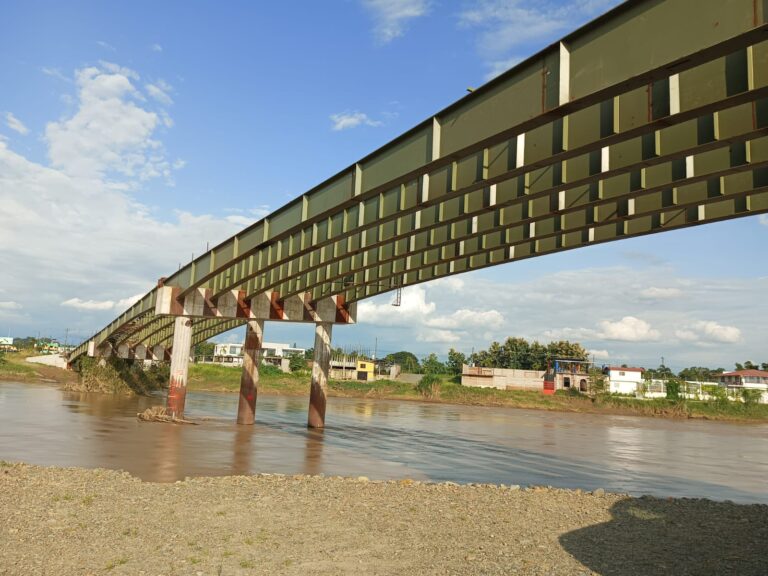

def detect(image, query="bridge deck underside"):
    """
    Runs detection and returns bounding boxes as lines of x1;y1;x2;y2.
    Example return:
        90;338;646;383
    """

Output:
70;0;768;360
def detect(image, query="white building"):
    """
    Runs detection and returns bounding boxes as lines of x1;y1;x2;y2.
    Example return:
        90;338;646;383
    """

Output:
212;342;305;361
605;366;644;394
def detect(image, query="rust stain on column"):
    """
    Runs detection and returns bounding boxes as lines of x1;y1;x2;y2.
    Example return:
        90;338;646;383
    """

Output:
166;316;193;419
308;322;332;429
237;319;264;425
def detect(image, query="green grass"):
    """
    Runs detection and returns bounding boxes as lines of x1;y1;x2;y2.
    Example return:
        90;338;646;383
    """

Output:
0;353;36;377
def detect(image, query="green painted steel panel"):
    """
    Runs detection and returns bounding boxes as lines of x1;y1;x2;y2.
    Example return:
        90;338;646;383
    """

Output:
362;126;432;193
306;173;354;220
487;141;514;179
455;152;484;190
617;87;649;132
658;120;698;156
566;104;601;150
569;0;755;100
525;124;555;164
440;61;543;156
717;103;755;139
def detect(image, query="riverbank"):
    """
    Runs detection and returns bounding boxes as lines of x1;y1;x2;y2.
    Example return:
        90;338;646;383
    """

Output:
1;462;765;575
3;357;767;422
0;352;77;385
186;364;768;423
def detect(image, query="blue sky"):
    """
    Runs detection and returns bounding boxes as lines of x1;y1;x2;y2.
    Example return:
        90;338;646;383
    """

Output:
1;0;766;371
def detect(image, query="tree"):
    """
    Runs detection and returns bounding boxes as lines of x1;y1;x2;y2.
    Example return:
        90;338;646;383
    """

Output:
528;341;548;370
194;340;216;358
421;353;446;375
384;351;420;373
678;366;724;382
502;337;530;369
304;347;314;359
446;348;466;375
588;366;607;396
289;354;308;372
546;340;588;361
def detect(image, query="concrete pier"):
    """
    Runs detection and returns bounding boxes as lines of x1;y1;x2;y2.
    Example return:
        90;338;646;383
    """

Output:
308;322;332;429
167;316;193;419
237;319;264;425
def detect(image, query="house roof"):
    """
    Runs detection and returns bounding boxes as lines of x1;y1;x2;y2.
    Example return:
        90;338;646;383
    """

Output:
721;370;768;377
607;366;644;373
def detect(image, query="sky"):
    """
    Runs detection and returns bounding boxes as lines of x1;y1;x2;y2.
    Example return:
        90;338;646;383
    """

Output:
0;0;766;372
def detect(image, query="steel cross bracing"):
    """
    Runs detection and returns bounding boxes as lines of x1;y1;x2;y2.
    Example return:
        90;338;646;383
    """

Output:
70;0;768;362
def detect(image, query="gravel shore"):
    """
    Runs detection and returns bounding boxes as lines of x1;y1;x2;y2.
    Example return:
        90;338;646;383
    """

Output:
1;462;766;575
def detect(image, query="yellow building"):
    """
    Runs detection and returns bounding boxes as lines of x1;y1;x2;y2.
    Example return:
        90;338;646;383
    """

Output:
356;360;375;381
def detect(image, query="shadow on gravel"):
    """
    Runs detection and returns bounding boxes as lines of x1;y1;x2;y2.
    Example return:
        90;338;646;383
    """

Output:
560;497;768;575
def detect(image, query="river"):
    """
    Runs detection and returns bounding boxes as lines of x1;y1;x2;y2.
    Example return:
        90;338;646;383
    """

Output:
1;381;766;503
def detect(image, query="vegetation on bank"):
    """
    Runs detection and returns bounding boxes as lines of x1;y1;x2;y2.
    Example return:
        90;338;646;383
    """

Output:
70;357;167;395
0;352;37;378
185;363;768;422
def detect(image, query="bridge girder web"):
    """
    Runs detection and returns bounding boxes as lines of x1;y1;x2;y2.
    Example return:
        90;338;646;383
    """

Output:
70;0;768;361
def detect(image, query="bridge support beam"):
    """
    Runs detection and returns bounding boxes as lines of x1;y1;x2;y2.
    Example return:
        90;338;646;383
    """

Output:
308;322;332;429
237;319;264;425
167;316;193;419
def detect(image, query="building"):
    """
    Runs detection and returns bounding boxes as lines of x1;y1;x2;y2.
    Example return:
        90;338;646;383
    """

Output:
0;337;16;352
552;358;592;392
462;365;546;391
720;370;768;393
356;359;375;381
604;367;644;394
212;342;305;361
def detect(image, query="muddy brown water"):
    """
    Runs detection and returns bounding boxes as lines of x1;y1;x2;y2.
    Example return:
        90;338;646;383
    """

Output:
1;381;766;502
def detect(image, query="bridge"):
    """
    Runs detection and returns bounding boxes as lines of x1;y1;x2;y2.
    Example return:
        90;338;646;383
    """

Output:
69;0;768;427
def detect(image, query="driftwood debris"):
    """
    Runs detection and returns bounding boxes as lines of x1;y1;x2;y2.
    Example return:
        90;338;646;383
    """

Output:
137;406;198;425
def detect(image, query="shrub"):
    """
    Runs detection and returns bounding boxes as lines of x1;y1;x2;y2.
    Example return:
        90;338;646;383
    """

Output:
288;354;308;372
666;379;682;401
416;373;442;399
259;363;283;377
742;388;762;406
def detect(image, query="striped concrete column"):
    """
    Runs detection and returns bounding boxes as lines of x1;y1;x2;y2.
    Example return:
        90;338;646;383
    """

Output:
237;319;264;425
167;316;193;419
308;322;332;429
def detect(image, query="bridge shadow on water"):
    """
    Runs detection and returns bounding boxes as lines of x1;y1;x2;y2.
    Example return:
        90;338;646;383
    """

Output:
559;497;768;576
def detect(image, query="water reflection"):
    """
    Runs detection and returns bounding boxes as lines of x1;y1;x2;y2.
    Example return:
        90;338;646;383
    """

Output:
0;382;767;503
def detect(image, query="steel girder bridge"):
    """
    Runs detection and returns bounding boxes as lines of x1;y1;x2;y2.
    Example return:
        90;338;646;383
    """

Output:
70;0;768;426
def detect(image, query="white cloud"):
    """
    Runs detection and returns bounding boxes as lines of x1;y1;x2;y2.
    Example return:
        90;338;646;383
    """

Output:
639;287;682;300
96;40;116;51
146;79;173;105
459;0;623;78
759;214;768;226
44;63;174;184
5;112;29;135
61;298;116;311
61;293;143;312
151;43;163;53
417;329;461;343
587;349;610;360
0;62;247;339
362;0;430;44
599;316;661;342
684;321;742;344
0;301;22;310
41;67;72;83
358;284;504;345
330;111;383;131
